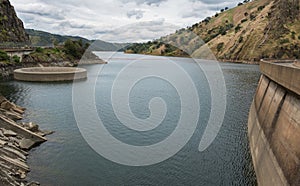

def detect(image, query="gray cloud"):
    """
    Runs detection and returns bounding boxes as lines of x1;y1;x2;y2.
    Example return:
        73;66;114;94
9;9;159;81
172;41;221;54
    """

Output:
127;10;144;19
190;0;240;4
182;0;241;18
15;3;65;20
10;0;240;42
98;19;179;42
121;0;167;6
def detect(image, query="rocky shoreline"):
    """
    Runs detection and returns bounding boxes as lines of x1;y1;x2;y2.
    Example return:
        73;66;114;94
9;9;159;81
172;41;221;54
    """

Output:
0;96;53;186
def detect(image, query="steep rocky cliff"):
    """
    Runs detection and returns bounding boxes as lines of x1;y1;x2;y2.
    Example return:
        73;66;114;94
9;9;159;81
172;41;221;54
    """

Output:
0;0;29;44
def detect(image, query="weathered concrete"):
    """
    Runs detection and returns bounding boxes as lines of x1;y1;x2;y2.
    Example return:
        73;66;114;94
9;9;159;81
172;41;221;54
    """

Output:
260;60;300;95
248;61;300;186
14;67;87;82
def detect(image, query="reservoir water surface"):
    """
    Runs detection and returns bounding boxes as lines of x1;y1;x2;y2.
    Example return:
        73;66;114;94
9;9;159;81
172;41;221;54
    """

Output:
0;52;260;185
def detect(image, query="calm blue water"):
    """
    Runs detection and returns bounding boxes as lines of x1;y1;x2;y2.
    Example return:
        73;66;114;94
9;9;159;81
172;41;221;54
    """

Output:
0;52;260;185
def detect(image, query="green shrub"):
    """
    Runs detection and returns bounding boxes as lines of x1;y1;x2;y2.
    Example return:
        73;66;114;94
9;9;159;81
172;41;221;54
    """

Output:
258;5;265;11
0;50;9;61
241;18;248;23
217;42;224;52
291;31;296;40
279;38;290;44
35;47;44;53
235;24;242;33
12;55;20;63
250;14;256;20
238;36;244;43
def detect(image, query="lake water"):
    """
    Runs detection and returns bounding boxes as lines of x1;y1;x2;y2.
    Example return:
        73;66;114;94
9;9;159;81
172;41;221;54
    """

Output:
0;52;260;185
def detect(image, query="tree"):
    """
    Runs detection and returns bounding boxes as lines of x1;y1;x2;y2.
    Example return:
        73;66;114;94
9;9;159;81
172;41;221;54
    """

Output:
64;39;84;59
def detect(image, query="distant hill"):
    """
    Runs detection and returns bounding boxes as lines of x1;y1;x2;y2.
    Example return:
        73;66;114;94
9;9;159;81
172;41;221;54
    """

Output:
26;29;129;51
126;0;300;62
25;29;90;47
0;0;29;45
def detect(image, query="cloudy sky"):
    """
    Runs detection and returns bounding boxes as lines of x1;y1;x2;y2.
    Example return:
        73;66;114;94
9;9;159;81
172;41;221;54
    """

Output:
11;0;241;42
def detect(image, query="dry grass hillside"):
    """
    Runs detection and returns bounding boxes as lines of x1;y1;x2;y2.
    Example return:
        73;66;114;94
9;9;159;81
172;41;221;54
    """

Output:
126;0;300;62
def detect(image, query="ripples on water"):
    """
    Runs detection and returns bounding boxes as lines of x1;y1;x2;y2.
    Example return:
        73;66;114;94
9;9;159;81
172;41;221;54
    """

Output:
0;52;260;185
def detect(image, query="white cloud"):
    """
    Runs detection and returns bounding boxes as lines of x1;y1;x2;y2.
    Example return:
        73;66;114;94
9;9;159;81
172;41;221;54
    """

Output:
10;0;241;42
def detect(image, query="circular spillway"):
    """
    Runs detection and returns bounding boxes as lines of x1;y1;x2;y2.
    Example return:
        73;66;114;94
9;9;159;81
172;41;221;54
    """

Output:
14;67;87;82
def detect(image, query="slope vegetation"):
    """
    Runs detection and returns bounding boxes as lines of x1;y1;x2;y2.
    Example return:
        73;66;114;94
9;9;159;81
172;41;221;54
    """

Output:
126;0;300;62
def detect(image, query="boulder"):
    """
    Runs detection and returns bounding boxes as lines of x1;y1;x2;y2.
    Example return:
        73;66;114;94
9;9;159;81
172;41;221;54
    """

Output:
24;122;39;132
0;129;3;137
19;138;35;150
0;96;6;103
0;139;7;146
4;110;23;121
1;101;15;110
27;181;40;186
3;129;17;137
16;169;26;179
38;130;54;137
12;107;25;114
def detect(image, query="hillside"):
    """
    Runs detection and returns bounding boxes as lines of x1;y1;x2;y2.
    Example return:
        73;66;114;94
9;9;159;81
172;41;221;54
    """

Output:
0;0;29;45
25;29;90;47
126;0;300;62
26;29;128;51
0;0;104;69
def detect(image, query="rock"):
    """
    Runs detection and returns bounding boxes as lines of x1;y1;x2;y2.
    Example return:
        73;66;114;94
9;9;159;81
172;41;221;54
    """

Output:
12;107;25;115
3;146;27;160
0;129;4;137
0;96;7;104
39;130;54;137
1;101;15;110
19;138;35;150
27;181;40;186
4;110;23;121
3;129;17;137
9;137;20;144
13;141;20;148
0;139;8;146
0;135;10;141
24;122;39;132
16;170;26;179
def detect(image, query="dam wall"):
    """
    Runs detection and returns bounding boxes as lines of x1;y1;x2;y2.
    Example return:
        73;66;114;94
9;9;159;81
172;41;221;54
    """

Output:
248;61;300;186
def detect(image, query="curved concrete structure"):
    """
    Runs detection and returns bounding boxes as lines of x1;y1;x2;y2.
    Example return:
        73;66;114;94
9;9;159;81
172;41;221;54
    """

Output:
14;67;87;82
248;61;300;186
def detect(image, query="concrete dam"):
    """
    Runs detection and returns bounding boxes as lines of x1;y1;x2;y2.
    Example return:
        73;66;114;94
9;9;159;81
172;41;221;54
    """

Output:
248;60;300;186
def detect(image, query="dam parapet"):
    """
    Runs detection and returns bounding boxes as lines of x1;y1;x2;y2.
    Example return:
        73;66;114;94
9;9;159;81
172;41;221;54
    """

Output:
248;60;300;186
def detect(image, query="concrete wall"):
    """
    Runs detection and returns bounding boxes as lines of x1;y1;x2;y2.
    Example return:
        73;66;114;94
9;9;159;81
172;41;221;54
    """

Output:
248;61;300;186
14;67;87;82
